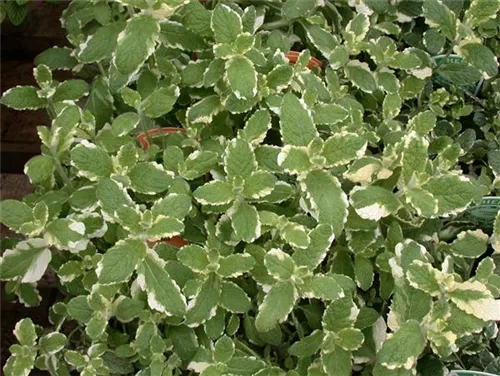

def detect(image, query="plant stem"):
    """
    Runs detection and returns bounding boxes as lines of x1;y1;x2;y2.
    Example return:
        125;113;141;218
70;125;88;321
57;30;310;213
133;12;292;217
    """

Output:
260;19;288;30
54;157;74;190
97;62;106;77
234;339;262;360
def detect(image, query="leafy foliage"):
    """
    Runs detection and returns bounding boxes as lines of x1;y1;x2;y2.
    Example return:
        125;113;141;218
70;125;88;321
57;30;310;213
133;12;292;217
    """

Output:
1;0;500;375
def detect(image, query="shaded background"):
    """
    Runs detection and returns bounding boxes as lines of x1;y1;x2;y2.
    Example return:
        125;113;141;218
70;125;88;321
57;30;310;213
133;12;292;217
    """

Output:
1;1;69;371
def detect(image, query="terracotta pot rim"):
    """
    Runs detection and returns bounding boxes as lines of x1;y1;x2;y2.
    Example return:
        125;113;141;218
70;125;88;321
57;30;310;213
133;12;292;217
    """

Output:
192;50;323;71
136;127;188;151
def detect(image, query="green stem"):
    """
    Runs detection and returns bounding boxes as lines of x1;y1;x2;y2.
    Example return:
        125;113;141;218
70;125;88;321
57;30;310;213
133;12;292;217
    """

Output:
53;153;74;190
97;62;106;77
260;19;289;31
291;311;305;340
234;339;262;360
55;315;67;332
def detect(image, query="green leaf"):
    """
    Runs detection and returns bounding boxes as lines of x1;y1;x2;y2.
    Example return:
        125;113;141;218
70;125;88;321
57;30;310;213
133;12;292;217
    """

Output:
280;92;318;147
408;111;437;135
96;178;133;215
228;201;261;243
264;249;296;281
225;138;257;179
436;62;483;86
292;225;334;269
0;200;34;233
383;93;402;120
255;280;297;332
14;318;37;346
344;61;377;93
67;296;93;323
289;330;324;357
464;0;500;27
53;80;90;102
243;171;276;200
185;273;221;327
305;23;338;61
299;274;344;301
45;219;87;252
86;311;107;340
4;1;27;25
111;112;140;137
214;335;235;363
113;15;160;75
218;253;255;278
97;239;147;285
139;252;187;317
141;85;179;118
114;296;144;323
322;297;358;332
182;60;211;88
71;142;113;181
282;0;318;21
78;21;126;63
187;95;224;125
322;347;351;376
355;307;379;330
211;4;242;44
492;211;500;254
183;150;219;180
422;174;475;216
203;58;225;88
336;327;364;351
458;43;498;79
159;20;207;51
449;229;488;258
128;162;173;194
152;193;192;220
401;132;429;184
405;188;438;217
278;146;311;175
281;222;310;249
39;333;67;355
194;181;235;205
375;320;426;370
227;356;266;376
322;132;367;167
177;244;209;273
423;0;457;41
24;155;54;185
354;256;373;291
1;86;45;110
376;70;400;94
226;56;257;100
35;47;77;70
0;239;51;283
406;261;442;298
350;185;400;221
240;109;271;145
312;104;349;125
302;170;348;235
220;281;251;313
266;64;293;92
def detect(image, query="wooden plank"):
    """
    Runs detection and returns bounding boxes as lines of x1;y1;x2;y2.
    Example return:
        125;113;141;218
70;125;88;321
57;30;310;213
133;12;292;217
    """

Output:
1;1;69;58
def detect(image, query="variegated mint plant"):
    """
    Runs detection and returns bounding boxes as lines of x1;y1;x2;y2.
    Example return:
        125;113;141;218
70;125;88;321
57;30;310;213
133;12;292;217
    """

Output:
1;0;500;375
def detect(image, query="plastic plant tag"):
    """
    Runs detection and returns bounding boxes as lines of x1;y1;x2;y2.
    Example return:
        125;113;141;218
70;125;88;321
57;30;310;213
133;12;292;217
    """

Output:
458;196;500;230
433;54;484;96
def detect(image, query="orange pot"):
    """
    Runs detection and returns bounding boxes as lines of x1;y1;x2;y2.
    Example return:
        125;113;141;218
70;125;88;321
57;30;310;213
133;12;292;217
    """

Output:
137;127;190;248
192;50;322;71
136;127;188;151
285;51;323;71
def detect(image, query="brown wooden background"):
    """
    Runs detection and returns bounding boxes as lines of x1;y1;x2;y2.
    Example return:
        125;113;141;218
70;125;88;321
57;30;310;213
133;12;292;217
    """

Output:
1;2;70;372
